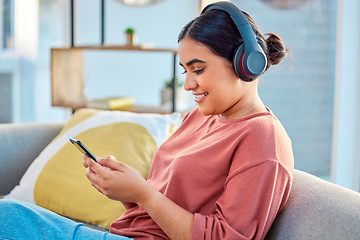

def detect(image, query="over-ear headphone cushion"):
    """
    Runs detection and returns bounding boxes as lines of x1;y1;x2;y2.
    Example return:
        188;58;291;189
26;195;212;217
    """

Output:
233;44;254;82
233;43;267;82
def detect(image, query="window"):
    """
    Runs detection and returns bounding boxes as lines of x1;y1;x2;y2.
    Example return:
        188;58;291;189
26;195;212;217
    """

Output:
1;0;13;50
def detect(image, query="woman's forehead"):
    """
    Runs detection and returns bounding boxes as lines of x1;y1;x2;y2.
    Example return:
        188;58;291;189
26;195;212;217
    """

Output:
178;38;211;61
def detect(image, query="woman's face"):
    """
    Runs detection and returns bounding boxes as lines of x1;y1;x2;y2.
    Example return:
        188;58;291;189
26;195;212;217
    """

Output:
178;37;253;117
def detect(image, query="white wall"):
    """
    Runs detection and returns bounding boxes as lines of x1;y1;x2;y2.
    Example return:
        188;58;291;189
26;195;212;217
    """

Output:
331;0;360;191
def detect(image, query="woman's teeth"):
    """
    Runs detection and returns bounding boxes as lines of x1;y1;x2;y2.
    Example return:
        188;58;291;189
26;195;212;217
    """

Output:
194;93;208;100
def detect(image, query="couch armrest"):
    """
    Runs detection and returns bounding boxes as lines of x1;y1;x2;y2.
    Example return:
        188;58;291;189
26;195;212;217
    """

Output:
0;122;64;195
266;169;360;240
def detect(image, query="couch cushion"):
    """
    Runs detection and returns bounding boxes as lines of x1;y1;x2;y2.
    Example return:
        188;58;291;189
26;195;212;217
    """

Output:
5;108;180;229
265;169;360;240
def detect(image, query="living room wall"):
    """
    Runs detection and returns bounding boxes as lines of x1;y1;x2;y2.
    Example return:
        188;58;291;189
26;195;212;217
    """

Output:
33;0;199;122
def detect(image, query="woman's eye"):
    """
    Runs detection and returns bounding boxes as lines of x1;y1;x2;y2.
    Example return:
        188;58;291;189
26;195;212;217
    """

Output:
181;68;204;75
193;68;204;74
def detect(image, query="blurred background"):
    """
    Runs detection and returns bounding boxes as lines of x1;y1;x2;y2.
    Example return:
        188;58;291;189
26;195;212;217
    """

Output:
0;0;359;191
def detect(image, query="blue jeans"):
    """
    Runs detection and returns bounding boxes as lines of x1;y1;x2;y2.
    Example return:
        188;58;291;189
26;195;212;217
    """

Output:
0;199;132;240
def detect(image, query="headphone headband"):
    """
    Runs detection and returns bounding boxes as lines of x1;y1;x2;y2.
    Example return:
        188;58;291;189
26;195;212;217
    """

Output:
201;1;267;82
201;2;249;31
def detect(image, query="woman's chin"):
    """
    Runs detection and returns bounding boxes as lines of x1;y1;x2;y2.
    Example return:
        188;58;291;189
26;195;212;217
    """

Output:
198;107;215;117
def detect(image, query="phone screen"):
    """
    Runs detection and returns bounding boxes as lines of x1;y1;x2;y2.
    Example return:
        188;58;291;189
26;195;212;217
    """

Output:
69;138;97;162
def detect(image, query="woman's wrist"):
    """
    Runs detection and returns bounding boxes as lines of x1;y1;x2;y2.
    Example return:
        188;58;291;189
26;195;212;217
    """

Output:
137;184;162;210
121;201;138;210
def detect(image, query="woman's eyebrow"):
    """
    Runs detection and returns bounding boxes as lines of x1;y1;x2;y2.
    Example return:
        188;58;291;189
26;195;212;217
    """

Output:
179;59;206;67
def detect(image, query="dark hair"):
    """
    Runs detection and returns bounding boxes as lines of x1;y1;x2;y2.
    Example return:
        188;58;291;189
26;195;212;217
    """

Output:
178;9;288;72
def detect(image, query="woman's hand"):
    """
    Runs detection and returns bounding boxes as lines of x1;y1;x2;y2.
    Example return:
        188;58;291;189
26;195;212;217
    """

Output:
82;154;155;205
83;154;193;240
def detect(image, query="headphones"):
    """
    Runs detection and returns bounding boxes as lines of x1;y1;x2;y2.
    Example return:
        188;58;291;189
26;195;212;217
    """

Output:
201;2;267;82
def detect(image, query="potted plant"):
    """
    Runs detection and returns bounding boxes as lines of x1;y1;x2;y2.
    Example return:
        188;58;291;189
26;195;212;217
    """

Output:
163;78;183;89
161;78;189;111
125;27;136;45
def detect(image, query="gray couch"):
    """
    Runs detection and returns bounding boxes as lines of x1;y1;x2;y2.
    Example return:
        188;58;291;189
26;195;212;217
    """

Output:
1;122;360;239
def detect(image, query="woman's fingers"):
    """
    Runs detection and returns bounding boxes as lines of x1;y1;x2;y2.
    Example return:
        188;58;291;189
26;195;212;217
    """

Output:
84;154;147;203
82;154;89;168
85;164;106;193
99;155;126;171
86;156;109;176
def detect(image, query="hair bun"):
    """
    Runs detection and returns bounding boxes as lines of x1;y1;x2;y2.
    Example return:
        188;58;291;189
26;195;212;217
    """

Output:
265;33;287;66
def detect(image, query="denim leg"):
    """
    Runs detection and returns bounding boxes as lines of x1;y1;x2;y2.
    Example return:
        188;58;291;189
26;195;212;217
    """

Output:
0;199;132;240
74;226;133;240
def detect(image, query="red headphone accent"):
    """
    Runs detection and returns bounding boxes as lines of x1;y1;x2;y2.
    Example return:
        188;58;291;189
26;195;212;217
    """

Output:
240;52;254;78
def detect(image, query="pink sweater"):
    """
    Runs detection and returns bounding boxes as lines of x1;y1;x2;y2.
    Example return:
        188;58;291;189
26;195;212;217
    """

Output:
110;108;294;239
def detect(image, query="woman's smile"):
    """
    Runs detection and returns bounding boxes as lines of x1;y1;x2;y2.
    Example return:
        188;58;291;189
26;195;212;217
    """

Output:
193;92;208;103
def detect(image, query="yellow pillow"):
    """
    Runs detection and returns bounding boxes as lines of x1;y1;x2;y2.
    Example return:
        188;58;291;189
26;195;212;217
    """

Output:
5;108;180;229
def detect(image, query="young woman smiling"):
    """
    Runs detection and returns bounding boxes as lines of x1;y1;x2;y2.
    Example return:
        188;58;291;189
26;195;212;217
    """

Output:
0;2;293;240
179;36;263;119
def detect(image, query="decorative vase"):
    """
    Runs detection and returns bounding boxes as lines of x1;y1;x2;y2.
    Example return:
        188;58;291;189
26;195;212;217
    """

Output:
126;33;136;45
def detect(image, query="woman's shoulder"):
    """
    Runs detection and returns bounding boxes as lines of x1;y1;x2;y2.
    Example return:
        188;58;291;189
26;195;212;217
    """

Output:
239;114;291;153
240;108;286;134
239;111;294;173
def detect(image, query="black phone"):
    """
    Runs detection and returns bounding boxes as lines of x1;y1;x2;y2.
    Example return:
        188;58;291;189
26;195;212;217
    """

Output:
69;138;97;162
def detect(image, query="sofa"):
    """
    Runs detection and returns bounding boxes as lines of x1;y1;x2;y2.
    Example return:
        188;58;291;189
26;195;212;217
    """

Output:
1;121;360;239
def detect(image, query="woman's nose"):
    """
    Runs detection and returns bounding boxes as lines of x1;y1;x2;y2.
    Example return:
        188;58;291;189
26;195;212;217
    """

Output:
184;76;198;92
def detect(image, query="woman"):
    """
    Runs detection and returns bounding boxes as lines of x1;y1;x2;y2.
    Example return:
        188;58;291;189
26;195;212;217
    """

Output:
0;2;293;240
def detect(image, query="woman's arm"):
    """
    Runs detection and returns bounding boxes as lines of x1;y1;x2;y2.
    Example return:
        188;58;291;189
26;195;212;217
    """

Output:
120;201;137;210
137;184;194;240
83;155;194;240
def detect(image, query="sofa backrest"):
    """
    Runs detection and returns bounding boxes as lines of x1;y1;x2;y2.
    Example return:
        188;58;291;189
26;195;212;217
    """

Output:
0;122;64;195
266;169;360;240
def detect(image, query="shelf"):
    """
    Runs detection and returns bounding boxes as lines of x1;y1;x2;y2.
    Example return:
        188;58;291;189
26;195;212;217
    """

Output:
52;45;178;54
51;45;178;112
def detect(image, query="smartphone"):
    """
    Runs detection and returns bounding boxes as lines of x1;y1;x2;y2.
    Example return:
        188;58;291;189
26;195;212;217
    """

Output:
69;138;97;162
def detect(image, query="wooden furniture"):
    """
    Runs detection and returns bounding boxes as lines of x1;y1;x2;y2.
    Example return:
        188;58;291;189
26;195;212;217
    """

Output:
51;45;178;113
60;1;179;113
